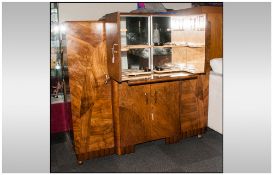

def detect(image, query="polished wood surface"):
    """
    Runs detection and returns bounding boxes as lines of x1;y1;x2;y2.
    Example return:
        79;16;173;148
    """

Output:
112;80;147;155
176;6;223;60
180;76;207;137
150;82;181;140
64;9;216;159
165;135;181;144
127;74;198;86
65;21;114;161
111;80;122;154
119;83;150;146
180;78;199;135
117;145;135;155
173;7;218;138
105;12;122;82
113;80;182;154
197;74;209;130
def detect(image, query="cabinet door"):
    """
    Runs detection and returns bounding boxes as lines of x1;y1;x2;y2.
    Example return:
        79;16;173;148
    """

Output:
105;12;122;82
150;82;180;140
119;83;150;146
66;21;114;157
180;78;201;135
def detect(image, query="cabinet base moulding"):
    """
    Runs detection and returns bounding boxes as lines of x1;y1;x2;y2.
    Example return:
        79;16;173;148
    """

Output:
180;127;207;139
165;135;181;144
116;145;135;155
165;127;207;144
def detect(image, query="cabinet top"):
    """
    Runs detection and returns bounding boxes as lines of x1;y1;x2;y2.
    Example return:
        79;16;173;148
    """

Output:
104;12;206;17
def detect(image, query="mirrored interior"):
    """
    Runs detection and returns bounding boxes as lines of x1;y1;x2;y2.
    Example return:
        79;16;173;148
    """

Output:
122;48;150;72
152;17;171;46
120;14;206;79
120;16;149;46
153;47;172;68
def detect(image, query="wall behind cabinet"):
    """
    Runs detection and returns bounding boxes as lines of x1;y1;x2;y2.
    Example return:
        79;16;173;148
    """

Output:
59;3;192;22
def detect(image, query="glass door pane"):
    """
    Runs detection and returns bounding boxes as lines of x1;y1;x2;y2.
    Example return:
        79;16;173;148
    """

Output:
153;47;172;69
120;16;151;79
151;15;206;73
152;16;171;46
120;16;149;46
122;48;150;73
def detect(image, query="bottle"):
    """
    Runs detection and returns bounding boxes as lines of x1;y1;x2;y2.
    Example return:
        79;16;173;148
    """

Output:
153;23;160;46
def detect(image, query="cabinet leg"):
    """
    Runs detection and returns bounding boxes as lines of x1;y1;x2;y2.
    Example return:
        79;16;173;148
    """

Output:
116;146;123;155
197;134;202;138
77;160;84;165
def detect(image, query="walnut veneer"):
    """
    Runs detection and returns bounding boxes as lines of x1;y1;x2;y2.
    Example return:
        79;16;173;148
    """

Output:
63;6;222;163
112;76;207;155
65;21;115;162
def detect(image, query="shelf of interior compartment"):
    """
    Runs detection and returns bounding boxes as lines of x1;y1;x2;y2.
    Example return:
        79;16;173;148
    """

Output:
153;45;186;48
120;43;205;51
121;45;152;51
153;44;205;48
121;29;205;33
170;29;205;31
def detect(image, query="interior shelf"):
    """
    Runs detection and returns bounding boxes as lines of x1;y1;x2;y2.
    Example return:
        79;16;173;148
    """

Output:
121;44;205;51
153;45;186;48
121;45;152;51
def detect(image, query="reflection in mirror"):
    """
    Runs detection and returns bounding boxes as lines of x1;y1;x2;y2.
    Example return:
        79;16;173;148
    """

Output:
171;15;206;31
120;14;206;75
122;48;150;71
152;17;171;45
153;48;172;68
120;17;149;46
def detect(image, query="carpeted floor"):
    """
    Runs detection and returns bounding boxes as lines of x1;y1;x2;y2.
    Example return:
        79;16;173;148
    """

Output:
50;128;222;173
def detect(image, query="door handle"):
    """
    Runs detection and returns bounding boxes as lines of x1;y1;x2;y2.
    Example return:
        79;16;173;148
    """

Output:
111;43;118;63
144;92;148;104
104;74;110;84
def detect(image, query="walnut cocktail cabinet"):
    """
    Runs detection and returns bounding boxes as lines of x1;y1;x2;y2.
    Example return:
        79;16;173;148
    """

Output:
63;9;215;163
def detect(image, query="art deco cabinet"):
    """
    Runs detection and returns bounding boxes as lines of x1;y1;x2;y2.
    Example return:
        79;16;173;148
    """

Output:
105;12;209;155
64;9;215;164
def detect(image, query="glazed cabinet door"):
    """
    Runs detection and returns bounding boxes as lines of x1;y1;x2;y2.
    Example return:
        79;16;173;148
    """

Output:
150;81;181;140
105;12;122;82
119;83;150;146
